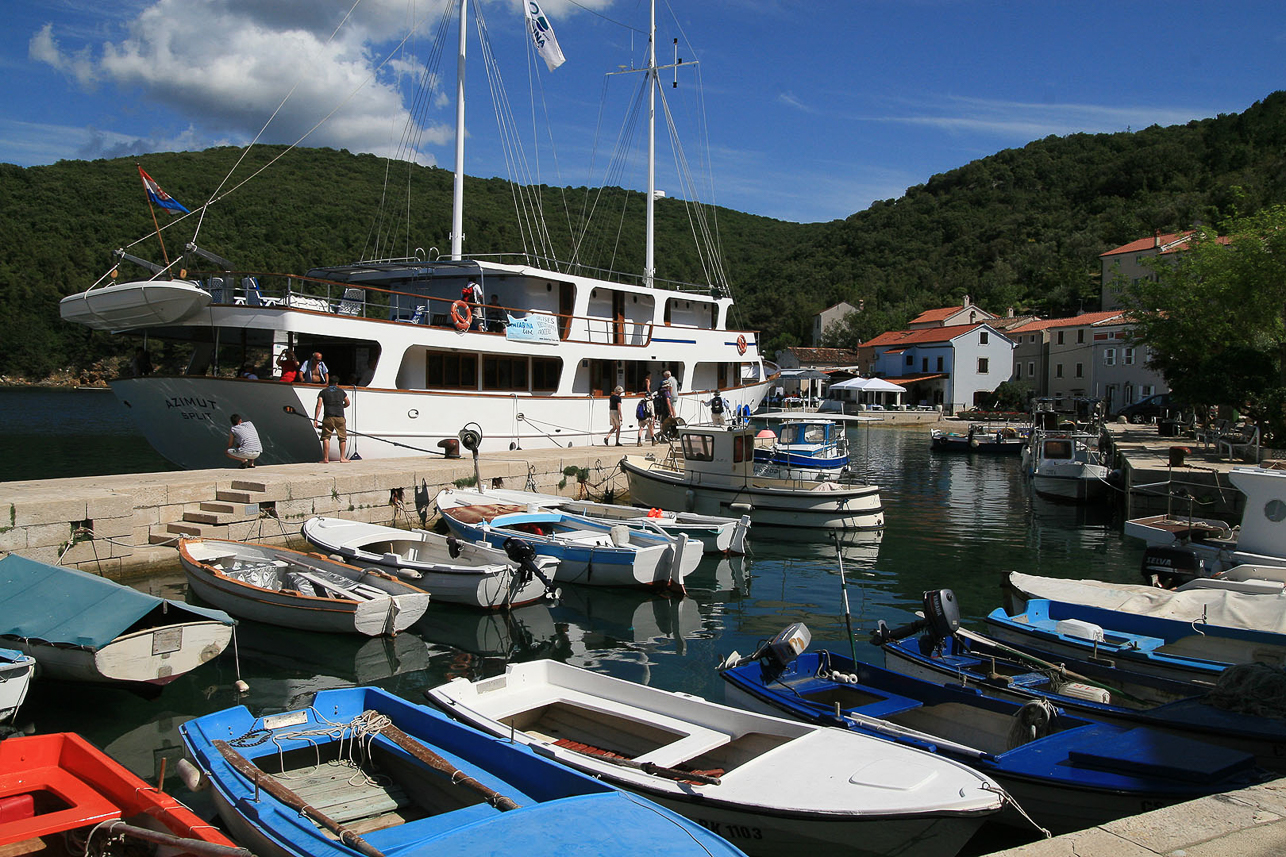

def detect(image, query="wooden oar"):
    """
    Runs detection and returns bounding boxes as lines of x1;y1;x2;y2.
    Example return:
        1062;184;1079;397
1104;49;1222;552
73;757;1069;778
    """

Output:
553;746;722;785
93;822;255;857
212;741;386;857
373;722;521;811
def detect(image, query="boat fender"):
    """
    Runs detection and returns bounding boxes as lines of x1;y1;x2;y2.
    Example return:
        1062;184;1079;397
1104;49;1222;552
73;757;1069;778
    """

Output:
1059;682;1111;704
1054;618;1105;642
445;537;463;559
1006;699;1057;749
176;758;209;792
610;525;631;547
392;567;423;581
684;489;696;513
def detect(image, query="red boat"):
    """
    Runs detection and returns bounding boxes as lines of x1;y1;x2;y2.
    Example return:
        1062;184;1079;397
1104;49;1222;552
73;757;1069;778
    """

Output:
0;732;244;857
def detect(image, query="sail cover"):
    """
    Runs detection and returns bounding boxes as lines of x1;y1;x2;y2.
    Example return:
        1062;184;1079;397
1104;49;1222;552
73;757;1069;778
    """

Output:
0;554;233;650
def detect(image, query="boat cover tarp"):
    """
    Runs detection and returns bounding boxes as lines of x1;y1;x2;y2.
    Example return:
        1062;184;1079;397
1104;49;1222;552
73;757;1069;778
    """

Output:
1008;572;1286;635
0;554;233;650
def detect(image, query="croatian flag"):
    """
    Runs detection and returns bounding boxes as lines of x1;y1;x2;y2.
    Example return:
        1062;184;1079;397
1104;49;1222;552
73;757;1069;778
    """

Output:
138;166;190;214
525;1;565;72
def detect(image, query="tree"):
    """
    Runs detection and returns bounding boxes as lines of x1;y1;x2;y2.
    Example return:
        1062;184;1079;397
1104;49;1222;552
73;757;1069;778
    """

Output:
1120;205;1286;443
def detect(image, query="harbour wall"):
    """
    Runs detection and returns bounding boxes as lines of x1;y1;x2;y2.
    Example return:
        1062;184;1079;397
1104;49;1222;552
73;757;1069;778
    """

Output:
0;447;635;580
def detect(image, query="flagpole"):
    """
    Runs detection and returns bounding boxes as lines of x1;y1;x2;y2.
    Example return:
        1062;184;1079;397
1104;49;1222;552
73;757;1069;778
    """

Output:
139;164;171;269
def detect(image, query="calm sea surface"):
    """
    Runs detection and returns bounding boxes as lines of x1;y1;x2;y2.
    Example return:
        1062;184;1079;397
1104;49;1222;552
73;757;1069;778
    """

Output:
4;389;1145;853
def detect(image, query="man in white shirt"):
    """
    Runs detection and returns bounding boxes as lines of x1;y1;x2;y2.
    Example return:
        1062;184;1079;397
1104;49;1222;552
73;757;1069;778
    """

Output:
225;414;263;468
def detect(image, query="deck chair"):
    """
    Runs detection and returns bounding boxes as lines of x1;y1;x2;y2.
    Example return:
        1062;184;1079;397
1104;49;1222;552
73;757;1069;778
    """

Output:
242;277;262;306
206;276;226;303
1219;424;1260;462
336;287;365;316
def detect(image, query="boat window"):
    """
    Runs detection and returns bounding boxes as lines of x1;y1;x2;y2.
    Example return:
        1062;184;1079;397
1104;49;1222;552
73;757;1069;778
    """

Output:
1044;439;1072;459
426;352;477;389
682;433;715;461
532;357;561;392
733;434;748;463
804;425;825;443
484;356;528;391
780;425;800;444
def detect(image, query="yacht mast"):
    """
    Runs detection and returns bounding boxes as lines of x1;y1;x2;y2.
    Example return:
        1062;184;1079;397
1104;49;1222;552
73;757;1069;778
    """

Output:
451;0;468;260
645;0;656;289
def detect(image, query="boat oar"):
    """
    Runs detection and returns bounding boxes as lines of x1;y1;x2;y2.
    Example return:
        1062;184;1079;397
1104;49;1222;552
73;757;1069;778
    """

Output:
551;745;721;785
954;627;1152;706
831;531;858;664
373;721;521;811
212;741;386;857
92;822;255;857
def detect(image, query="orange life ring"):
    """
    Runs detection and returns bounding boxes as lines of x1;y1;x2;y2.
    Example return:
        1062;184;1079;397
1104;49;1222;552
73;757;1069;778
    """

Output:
736;334;747;355
451;300;472;331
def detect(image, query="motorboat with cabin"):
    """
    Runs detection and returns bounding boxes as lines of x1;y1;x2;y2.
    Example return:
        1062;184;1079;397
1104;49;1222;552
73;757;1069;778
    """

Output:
752;417;850;480
622;425;884;529
60;0;774;469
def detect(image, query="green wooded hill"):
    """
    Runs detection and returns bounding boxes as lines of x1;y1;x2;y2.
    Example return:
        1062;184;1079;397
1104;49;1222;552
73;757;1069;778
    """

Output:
3;89;1285;379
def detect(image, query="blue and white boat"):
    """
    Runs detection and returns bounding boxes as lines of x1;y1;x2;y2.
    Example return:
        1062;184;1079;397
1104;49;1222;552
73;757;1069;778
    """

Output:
435;488;699;593
752;418;850;480
720;624;1268;835
0;648;35;724
180;686;744;857
985;597;1286;686
881;623;1286;773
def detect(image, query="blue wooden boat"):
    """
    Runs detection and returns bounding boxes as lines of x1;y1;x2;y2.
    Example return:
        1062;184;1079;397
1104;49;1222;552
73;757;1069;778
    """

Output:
435;488;698;592
985;598;1286;686
180;686;745;857
882;626;1286;773
720;623;1268;835
752;418;850;480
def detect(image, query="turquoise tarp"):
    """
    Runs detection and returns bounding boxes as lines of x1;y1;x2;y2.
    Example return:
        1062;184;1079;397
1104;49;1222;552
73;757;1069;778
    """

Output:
0;554;233;650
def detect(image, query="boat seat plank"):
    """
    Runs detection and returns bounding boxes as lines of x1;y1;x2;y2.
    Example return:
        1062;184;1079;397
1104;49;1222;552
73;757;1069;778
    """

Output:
0;767;121;841
275;764;410;824
634;731;733;769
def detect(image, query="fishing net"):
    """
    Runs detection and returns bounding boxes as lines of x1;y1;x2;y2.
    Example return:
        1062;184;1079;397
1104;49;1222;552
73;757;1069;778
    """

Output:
1207;662;1286;719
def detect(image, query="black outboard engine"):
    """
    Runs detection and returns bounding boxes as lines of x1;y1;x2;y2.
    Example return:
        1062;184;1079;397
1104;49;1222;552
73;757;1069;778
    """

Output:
502;537;559;600
1141;546;1205;589
718;623;811;674
869;590;960;650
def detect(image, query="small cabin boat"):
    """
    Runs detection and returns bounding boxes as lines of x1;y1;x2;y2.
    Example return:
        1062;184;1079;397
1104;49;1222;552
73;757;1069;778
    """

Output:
930;423;1026;454
752;418;850;480
622;425;884;530
1024;430;1108;502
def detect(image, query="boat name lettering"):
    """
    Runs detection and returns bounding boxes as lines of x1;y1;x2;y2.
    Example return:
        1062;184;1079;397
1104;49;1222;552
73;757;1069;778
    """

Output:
166;396;219;410
692;820;762;840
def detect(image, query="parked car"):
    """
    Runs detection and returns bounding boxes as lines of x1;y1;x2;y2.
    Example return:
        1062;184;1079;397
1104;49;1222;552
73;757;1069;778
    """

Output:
1114;393;1173;423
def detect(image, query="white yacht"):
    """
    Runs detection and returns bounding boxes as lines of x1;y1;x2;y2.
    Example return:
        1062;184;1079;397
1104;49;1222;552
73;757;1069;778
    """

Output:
61;3;773;469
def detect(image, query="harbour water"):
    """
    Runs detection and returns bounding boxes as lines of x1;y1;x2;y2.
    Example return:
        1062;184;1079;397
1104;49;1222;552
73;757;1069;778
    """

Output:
3;388;1145;853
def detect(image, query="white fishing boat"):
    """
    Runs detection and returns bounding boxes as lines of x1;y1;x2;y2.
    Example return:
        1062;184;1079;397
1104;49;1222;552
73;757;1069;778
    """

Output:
752;417;851;480
1023;429;1109;502
178;538;430;635
299;516;558;609
427;660;1003;857
63;1;774;470
461;486;750;554
0;553;233;689
0;648;35;724
622;425;885;529
1126;466;1286;584
435;488;699;592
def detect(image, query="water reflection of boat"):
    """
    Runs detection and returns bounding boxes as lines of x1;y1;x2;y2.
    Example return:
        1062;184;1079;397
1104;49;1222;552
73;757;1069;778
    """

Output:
552;586;702;659
413;602;564;661
685;555;749;598
233;622;433;685
104;712;194;783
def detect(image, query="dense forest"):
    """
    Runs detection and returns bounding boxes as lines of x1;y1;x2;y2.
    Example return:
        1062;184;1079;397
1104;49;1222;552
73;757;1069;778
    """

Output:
3;90;1285;380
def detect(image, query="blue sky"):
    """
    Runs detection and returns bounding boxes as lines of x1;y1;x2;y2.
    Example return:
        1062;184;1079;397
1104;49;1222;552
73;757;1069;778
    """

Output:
4;0;1284;224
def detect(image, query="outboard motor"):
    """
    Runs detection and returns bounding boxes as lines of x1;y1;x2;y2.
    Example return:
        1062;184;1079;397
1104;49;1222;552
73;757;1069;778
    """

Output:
1141;546;1205;589
502;537;559;601
718;622;811;673
869;589;960;651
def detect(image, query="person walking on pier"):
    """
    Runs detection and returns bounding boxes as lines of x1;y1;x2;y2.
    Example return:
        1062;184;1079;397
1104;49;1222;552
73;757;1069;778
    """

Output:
605;385;624;446
225;414;263;468
315;375;350;463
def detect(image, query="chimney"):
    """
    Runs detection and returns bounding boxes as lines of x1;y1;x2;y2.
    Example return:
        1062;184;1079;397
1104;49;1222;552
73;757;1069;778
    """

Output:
963;294;971;307
1154;230;1161;248
1007;306;1014;318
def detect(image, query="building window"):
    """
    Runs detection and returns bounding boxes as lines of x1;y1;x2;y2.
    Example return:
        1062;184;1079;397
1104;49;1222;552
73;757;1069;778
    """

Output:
977;357;989;374
1075;363;1083;378
1105;348;1116;366
1142;384;1155;397
980;331;989;344
1055;363;1063;379
936;356;943;371
1124;347;1135;365
922;358;928;372
1028;361;1035;377
1077;329;1085;344
1016;364;1022;379
1057;331;1065;345
905;354;913;366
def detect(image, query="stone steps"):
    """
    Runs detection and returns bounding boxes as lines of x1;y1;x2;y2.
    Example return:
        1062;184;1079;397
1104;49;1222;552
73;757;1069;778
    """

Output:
149;481;270;545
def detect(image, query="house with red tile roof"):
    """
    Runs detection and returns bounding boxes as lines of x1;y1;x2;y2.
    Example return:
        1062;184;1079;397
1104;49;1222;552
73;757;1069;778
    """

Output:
907;294;996;329
1099;230;1229;310
1008;311;1168;413
861;322;1015;412
812;301;860;345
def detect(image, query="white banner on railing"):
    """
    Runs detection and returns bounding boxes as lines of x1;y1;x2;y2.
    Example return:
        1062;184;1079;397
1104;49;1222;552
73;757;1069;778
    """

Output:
505;312;560;344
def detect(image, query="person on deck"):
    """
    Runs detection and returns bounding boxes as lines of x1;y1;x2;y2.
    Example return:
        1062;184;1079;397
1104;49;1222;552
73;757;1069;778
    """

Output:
299;352;328;384
605;385;624;446
462;280;485;331
276;349;300;382
225;414;262;468
314;375;351;463
486;296;507;332
706;389;727;426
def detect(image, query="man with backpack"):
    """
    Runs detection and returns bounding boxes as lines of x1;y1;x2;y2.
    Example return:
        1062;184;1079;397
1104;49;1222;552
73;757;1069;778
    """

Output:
706;389;728;426
462;280;485;330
